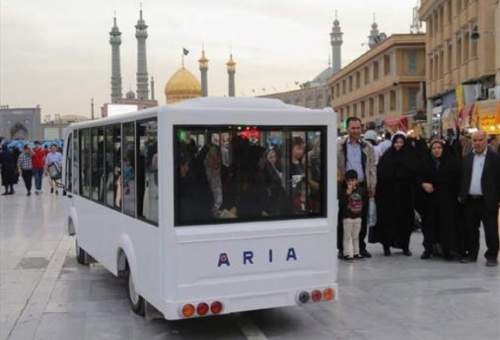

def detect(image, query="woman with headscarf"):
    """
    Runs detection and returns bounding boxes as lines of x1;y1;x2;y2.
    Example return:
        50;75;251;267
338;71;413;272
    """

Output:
419;140;460;260
375;134;418;256
0;145;18;195
260;148;289;216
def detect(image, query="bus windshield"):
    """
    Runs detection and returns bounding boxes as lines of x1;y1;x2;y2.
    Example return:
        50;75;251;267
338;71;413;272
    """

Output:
174;125;326;226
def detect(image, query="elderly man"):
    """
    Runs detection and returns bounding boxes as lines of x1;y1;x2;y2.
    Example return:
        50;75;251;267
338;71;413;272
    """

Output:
337;117;377;259
459;130;500;267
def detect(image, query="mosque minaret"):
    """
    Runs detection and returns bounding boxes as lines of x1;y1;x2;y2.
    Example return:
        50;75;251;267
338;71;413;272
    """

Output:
135;7;149;100
198;49;209;97
226;54;236;97
109;15;123;103
330;11;343;73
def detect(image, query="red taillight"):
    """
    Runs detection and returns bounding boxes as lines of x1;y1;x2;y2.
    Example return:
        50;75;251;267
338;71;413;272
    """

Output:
182;304;195;317
311;289;322;302
210;301;223;314
197;302;209;316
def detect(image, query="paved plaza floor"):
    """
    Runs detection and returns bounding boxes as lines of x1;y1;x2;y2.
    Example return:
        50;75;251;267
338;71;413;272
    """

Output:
1;186;499;340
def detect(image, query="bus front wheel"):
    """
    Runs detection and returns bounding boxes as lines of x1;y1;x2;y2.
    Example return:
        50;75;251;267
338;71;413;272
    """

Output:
75;238;89;265
126;265;145;316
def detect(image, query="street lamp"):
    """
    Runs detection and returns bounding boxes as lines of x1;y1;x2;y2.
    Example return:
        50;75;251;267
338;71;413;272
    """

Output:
470;25;495;41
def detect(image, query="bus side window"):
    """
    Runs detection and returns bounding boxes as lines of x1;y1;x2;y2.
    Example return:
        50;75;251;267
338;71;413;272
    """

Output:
136;119;158;224
72;130;79;195
105;124;122;209
90;127;105;202
65;133;73;192
122;122;136;217
80;129;91;198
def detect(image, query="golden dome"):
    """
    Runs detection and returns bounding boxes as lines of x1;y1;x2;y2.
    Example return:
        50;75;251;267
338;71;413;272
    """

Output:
164;67;202;104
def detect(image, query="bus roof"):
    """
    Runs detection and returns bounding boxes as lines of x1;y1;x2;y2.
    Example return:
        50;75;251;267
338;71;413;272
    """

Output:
67;97;334;130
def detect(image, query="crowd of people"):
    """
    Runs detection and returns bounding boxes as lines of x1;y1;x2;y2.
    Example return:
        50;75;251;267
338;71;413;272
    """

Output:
0;142;63;196
338;117;500;267
176;129;323;225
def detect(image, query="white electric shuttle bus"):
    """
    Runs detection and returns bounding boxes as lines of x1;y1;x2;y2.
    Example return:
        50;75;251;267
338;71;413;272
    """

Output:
62;97;337;320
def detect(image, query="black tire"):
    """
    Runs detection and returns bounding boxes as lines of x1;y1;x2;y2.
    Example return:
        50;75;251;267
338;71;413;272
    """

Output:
126;264;145;316
75;238;89;265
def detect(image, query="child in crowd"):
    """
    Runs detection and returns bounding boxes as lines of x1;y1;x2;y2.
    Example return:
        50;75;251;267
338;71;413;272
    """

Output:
339;170;364;260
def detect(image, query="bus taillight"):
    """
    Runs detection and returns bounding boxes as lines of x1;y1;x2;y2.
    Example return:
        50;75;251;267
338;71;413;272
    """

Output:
182;304;195;318
210;301;223;314
311;289;322;302
323;288;334;301
197;302;209;316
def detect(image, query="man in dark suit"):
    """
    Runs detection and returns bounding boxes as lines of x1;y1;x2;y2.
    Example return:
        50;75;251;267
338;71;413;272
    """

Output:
459;130;500;267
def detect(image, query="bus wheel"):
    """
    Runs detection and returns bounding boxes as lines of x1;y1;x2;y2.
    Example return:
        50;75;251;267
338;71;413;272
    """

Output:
75;238;89;265
127;266;145;316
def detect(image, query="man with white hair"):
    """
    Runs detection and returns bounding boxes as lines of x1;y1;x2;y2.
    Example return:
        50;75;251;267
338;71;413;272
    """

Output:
459;130;500;267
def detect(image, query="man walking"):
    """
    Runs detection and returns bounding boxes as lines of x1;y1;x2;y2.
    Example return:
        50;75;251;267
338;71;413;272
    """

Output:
459;130;500;267
337;117;377;258
17;145;34;196
32;141;46;194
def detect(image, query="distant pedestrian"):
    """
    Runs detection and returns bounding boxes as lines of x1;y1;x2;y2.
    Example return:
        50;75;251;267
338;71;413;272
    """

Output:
45;144;62;195
339;170;364;260
337;117;377;259
0;145;18;195
459;130;500;267
32;141;46;194
17;145;34;196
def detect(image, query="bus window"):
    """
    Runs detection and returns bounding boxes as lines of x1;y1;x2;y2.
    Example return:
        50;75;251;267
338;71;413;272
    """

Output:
290;132;306;215
123;122;136;217
137;119;158;224
307;131;322;214
80;129;91;198
72;130;79;195
174;125;326;226
65;133;73;192
91;127;105;202
105;125;121;209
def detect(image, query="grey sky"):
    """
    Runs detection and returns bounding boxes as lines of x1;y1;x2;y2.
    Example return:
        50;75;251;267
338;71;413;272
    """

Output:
1;0;419;119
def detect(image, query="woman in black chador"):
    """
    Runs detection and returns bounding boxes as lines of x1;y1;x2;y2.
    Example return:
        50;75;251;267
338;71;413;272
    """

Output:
419;140;460;260
0;145;18;195
375;134;418;256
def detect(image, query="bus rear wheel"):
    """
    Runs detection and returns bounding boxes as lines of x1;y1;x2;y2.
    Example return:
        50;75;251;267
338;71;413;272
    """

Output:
126;266;145;316
75;238;89;265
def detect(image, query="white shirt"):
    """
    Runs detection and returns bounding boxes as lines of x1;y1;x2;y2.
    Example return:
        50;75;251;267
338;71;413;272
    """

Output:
45;151;62;166
468;148;487;196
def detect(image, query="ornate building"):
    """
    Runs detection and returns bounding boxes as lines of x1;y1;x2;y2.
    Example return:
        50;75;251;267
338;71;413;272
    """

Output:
329;34;426;128
0;106;42;140
260;12;343;109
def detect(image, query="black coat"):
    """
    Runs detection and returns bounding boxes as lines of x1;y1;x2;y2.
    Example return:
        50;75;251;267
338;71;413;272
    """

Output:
375;146;418;249
0;149;18;186
459;148;500;212
420;151;461;252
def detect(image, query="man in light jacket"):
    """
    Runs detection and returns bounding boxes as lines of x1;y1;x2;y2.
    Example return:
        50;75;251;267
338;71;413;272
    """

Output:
337;117;377;258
